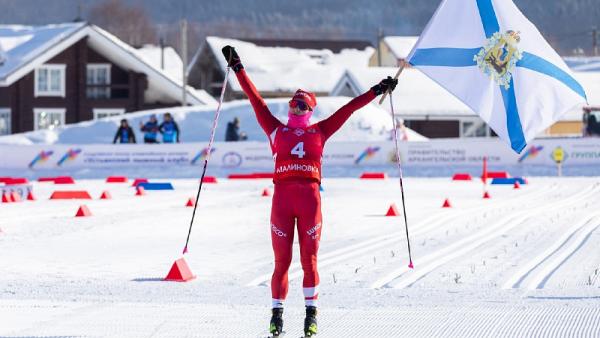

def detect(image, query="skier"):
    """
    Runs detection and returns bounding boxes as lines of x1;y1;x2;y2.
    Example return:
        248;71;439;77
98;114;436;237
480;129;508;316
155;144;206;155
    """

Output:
112;119;136;144
140;114;160;143
159;113;180;143
222;45;398;337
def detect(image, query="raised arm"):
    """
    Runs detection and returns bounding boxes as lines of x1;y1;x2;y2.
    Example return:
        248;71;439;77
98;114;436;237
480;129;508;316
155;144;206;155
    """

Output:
318;76;398;141
222;46;282;135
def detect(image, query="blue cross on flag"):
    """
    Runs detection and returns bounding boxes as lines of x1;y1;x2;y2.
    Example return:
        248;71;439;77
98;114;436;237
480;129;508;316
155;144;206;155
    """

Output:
407;0;588;153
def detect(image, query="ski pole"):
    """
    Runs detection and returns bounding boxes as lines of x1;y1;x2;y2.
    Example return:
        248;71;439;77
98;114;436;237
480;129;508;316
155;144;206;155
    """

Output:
182;65;231;254
388;92;414;269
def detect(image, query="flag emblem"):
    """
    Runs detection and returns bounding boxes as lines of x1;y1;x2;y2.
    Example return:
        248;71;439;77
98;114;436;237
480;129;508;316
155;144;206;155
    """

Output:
475;30;523;89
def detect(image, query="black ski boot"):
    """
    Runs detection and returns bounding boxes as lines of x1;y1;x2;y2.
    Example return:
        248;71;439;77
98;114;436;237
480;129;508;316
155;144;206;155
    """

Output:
303;306;318;337
269;307;284;337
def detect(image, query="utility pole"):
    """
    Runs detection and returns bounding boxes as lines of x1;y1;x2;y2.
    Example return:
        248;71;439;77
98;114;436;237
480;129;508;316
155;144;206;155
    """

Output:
377;28;384;67
181;19;188;106
160;37;165;70
593;27;598;56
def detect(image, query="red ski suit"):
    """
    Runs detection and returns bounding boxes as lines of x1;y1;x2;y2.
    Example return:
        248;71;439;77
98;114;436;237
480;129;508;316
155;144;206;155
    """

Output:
235;69;376;306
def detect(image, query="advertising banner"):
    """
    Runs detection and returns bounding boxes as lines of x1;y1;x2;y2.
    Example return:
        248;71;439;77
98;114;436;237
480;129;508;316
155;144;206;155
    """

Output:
0;138;599;170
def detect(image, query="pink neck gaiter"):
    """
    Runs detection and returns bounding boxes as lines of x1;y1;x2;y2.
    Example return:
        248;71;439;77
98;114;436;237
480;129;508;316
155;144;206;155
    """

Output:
287;110;312;128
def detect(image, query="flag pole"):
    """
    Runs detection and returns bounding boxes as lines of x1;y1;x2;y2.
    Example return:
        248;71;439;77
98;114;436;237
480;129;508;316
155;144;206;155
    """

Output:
378;60;406;105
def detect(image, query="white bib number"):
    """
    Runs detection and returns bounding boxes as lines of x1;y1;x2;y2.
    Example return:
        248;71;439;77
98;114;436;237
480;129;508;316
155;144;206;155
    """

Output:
291;142;306;158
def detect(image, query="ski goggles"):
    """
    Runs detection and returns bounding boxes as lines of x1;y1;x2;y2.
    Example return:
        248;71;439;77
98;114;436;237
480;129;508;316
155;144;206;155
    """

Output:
289;100;312;111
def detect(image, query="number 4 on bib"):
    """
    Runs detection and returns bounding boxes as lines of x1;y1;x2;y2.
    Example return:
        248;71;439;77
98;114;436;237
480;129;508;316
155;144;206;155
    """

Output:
291;142;305;158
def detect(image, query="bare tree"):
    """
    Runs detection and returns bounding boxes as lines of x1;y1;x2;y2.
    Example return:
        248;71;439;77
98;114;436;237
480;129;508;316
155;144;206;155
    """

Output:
88;0;157;47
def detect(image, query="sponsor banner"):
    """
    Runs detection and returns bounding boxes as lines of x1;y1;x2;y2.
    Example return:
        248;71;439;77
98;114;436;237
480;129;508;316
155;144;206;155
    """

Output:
0;138;598;170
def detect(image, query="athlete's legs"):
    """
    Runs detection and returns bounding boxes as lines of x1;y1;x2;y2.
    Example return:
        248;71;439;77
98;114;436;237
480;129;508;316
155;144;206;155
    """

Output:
296;182;322;307
270;183;295;308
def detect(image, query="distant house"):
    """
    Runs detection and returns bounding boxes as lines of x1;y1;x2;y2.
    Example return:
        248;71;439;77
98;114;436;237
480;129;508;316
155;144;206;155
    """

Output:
0;23;216;135
331;67;495;139
187;37;374;101
370;36;418;67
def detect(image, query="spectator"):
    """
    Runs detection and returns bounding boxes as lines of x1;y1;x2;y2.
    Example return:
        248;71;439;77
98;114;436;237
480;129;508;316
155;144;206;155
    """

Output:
587;114;600;137
113;119;136;144
225;117;242;141
582;110;590;136
159;113;180;143
239;131;248;141
390;118;408;141
140;114;160;143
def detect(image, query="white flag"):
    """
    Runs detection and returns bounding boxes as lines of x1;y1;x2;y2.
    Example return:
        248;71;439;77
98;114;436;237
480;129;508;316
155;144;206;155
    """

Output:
407;0;588;153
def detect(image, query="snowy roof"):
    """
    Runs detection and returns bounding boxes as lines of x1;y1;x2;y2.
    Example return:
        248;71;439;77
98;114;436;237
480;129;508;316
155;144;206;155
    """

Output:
564;56;600;72
0;23;216;106
0;23;86;84
382;36;418;59
206;36;374;94
332;67;474;118
134;44;183;81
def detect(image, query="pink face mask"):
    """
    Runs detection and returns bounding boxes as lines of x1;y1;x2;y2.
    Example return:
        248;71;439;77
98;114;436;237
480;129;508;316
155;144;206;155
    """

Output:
287;109;313;128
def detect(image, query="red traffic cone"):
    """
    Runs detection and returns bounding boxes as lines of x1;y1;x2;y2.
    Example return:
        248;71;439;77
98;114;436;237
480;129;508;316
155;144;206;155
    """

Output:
27;191;36;201
1;193;10;203
75;205;92;217
99;191;112;200
10;191;22;202
442;198;452;208
135;186;146;196
385;203;400;216
164;257;196;282
185;197;195;207
513;181;521;189
483;191;491;199
261;188;271;197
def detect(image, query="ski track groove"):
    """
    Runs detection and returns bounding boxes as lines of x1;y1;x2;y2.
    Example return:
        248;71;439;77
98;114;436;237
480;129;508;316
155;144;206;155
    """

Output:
246;184;555;287
371;184;598;289
526;215;600;290
503;213;600;289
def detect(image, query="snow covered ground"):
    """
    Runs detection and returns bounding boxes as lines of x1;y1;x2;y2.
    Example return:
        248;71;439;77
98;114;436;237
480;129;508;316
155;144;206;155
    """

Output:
1;177;599;337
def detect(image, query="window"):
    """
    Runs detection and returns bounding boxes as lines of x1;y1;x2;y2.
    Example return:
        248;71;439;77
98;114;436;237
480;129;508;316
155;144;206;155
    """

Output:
86;64;111;99
461;120;491;137
0;108;10;135
33;108;65;130
35;64;66;97
93;108;125;120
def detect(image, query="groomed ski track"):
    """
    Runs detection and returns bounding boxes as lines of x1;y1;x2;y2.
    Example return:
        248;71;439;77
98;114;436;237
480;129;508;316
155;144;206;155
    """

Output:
1;177;599;337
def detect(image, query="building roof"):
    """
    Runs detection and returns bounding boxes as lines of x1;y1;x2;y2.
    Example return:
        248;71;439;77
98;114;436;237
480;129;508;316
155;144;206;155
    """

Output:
564;56;600;72
332;66;475;118
206;36;374;94
240;38;373;53
0;23;216;106
382;36;418;59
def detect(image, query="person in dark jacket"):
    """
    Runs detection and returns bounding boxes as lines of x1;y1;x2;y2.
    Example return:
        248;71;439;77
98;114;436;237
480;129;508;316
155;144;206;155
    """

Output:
225;117;241;141
159;113;180;143
140;114;160;143
113;119;136;144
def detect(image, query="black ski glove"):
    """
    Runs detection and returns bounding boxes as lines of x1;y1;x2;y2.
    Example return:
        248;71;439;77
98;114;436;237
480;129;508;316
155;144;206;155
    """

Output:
371;76;398;96
221;45;243;72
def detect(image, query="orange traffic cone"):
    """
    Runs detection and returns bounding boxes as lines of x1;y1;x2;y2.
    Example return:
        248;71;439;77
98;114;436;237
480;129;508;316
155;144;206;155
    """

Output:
185;198;195;207
75;205;92;217
27;191;36;201
99;191;112;200
135;186;146;196
386;203;400;216
513;181;521;189
442;198;452;208
164;257;196;282
261;188;271;197
483;191;491;199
